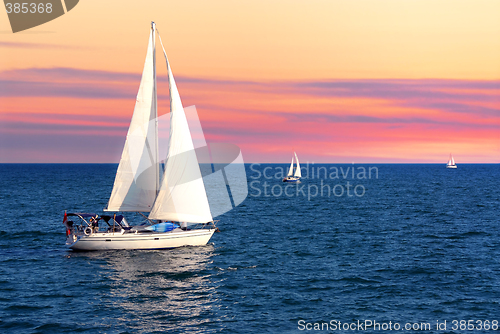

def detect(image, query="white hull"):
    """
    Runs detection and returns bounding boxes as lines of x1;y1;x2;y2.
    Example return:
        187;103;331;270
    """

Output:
283;176;300;183
446;165;457;169
66;228;215;251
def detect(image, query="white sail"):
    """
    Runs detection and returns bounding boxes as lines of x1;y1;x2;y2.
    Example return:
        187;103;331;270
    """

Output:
106;26;159;212
294;152;302;178
148;37;213;223
447;154;455;166
287;157;294;176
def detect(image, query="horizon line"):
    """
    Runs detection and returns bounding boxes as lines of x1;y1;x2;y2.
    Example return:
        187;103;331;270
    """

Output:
0;162;498;165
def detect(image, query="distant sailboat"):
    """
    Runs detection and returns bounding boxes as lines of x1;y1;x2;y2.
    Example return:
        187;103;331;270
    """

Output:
283;152;301;182
446;154;457;169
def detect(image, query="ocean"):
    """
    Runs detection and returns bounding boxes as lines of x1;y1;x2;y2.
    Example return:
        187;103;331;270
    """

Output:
0;163;499;333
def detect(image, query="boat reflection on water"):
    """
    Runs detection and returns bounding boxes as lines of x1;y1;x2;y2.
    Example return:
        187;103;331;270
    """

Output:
67;245;220;333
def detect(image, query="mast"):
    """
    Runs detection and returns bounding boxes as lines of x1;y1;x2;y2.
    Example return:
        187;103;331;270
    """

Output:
152;21;159;194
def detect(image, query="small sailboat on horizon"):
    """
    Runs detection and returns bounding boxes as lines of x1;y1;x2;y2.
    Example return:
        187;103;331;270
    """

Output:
283;152;302;182
446;154;457;169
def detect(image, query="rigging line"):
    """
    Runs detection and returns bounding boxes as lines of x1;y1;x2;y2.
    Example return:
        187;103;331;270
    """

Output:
155;26;173;159
138;211;156;224
152;23;160;194
155;28;170;65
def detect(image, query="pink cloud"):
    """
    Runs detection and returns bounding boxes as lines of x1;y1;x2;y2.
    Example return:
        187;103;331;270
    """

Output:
0;68;498;162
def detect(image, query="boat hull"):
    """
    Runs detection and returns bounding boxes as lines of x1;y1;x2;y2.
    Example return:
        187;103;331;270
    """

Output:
282;177;300;183
446;165;457;169
66;228;215;251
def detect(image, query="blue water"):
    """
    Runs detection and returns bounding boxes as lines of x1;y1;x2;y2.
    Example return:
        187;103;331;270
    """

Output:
0;163;499;333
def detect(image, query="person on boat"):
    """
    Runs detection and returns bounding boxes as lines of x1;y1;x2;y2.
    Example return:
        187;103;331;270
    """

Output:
89;217;99;233
65;221;73;236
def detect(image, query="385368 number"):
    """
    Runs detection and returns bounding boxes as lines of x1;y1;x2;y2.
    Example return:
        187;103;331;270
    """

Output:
5;3;53;14
451;320;499;331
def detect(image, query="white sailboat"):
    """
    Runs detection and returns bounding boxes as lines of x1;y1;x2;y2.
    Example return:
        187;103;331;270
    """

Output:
283;152;301;182
446;154;457;169
64;22;217;251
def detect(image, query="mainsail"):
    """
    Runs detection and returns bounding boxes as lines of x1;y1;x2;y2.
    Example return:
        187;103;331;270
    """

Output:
148;34;213;223
287;157;294;176
106;25;159;212
294;152;302;178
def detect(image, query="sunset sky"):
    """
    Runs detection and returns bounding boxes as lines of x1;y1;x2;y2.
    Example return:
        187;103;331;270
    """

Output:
1;0;499;163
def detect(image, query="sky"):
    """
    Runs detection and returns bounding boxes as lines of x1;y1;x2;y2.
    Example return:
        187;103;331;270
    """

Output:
0;0;499;163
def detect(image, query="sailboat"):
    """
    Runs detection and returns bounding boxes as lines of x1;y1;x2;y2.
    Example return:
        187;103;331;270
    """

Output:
283;152;302;182
446;154;457;169
64;22;217;251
